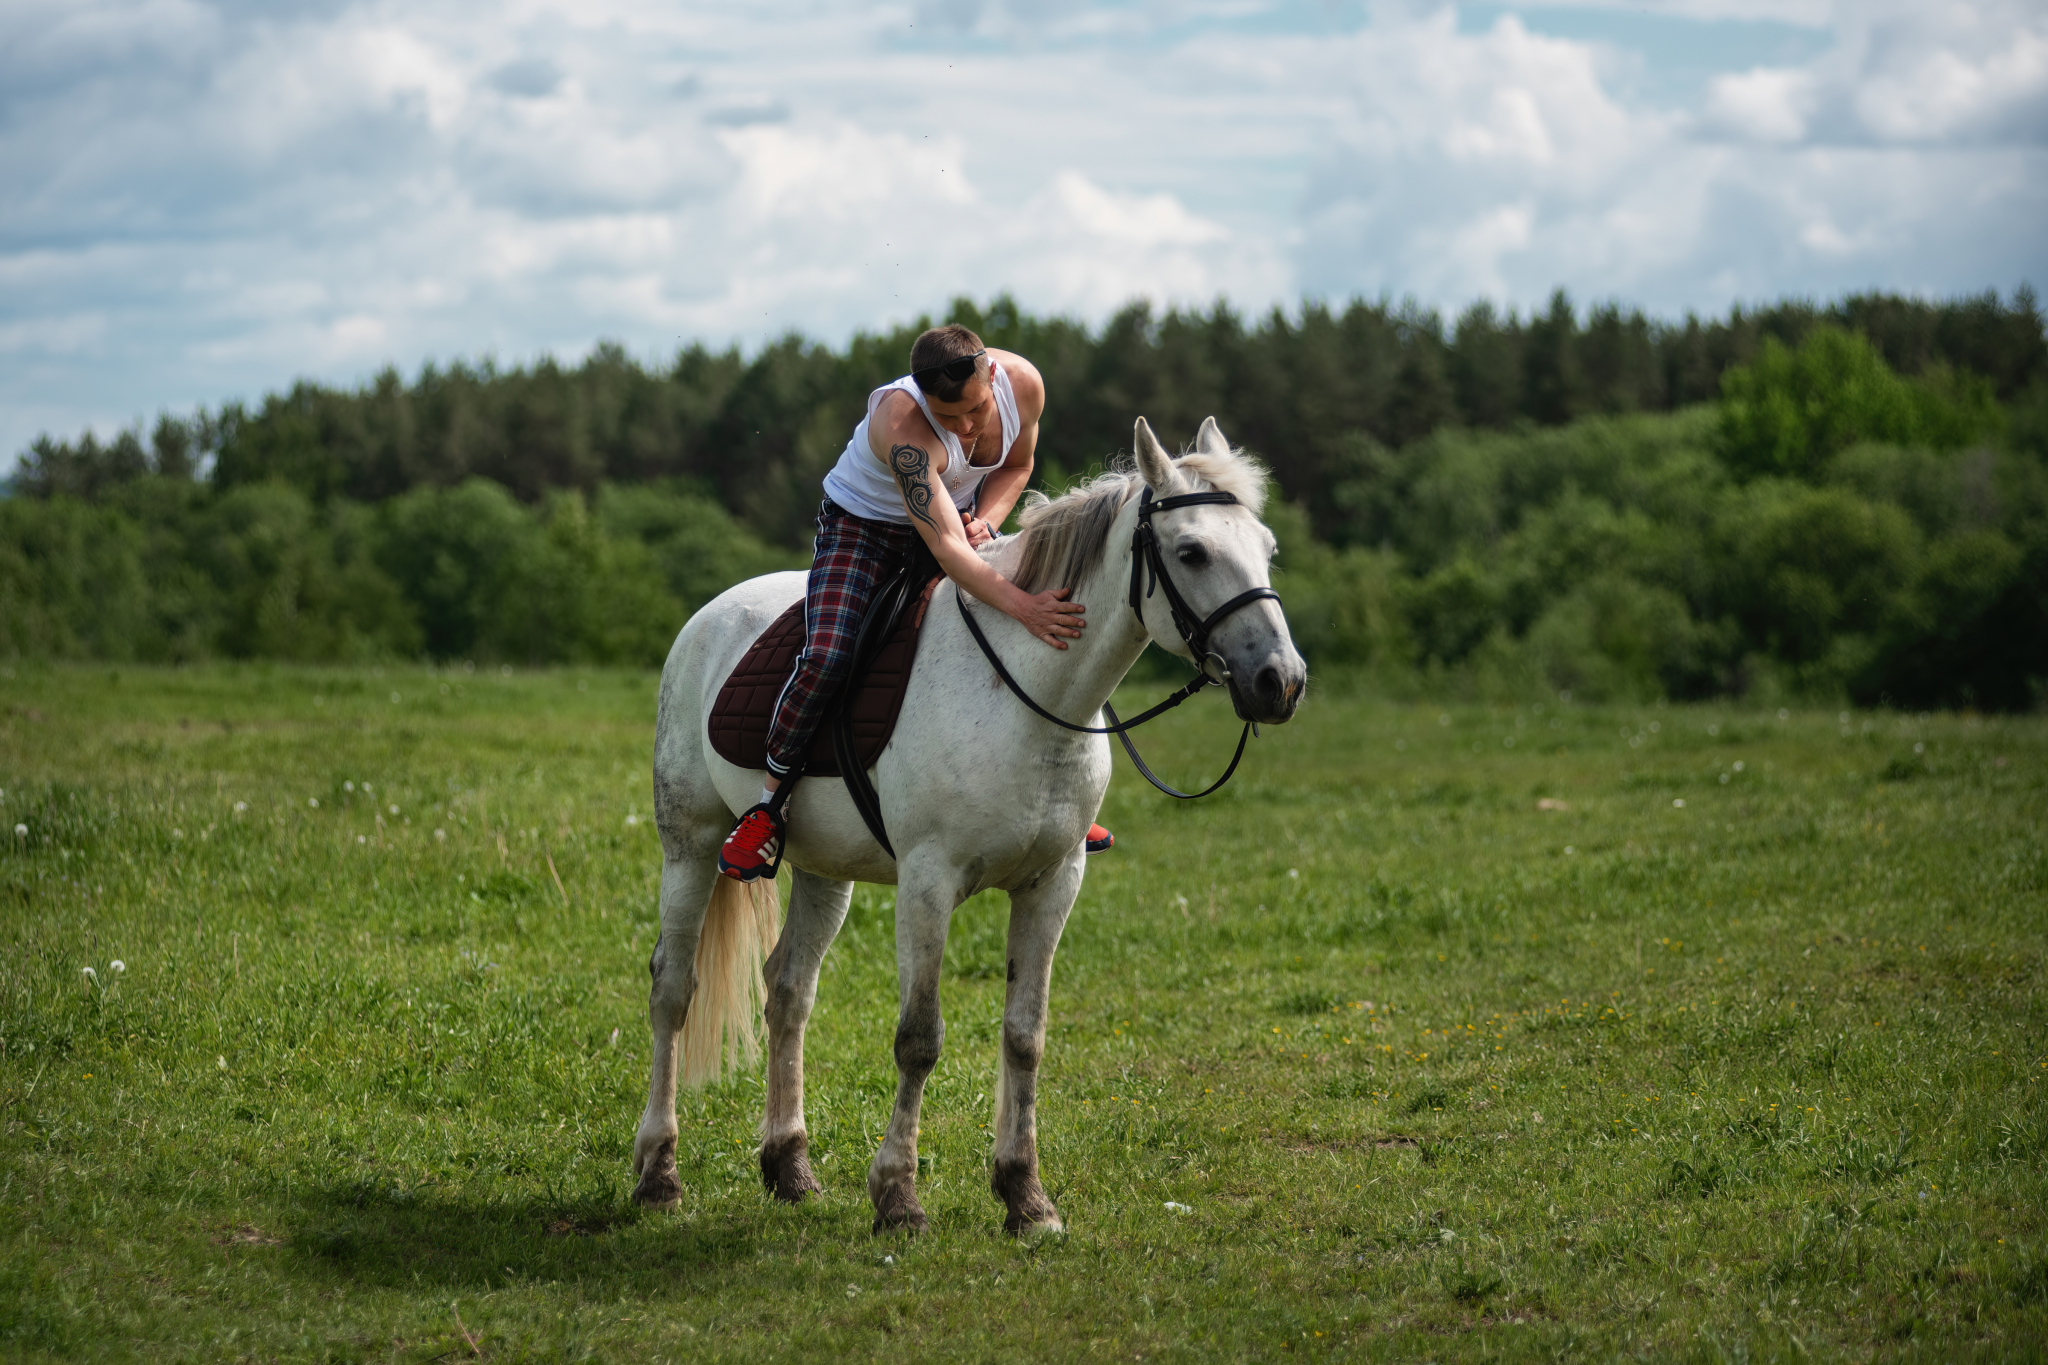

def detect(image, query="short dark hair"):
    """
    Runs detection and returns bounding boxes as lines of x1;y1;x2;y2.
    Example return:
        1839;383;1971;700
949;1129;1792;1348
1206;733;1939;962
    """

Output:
909;324;985;402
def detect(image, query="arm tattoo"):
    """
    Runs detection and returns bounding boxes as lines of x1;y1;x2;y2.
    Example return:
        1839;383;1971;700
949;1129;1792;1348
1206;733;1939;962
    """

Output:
890;443;939;530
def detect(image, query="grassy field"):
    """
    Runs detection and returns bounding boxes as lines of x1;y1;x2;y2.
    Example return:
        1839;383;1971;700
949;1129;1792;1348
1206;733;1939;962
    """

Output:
1;661;2044;1363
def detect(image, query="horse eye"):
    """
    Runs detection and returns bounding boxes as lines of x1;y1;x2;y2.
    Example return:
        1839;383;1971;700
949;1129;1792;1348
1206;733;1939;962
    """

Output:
1176;544;1210;568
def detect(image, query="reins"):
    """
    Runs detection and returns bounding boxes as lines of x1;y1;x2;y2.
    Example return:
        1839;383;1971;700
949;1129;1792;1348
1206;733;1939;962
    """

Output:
956;485;1281;800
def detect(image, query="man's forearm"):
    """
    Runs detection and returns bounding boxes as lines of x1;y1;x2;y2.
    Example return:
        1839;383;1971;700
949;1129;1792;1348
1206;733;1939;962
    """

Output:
977;462;1032;532
929;534;1028;616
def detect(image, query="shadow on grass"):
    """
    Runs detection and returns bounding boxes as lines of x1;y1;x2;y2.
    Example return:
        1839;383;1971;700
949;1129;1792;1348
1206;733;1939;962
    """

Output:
273;1178;818;1292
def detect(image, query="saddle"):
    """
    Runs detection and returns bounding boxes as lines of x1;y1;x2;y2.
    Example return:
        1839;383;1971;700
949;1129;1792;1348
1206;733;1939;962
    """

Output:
707;574;941;780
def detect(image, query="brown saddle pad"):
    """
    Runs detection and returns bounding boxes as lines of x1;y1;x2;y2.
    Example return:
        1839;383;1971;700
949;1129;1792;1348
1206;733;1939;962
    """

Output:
706;581;939;778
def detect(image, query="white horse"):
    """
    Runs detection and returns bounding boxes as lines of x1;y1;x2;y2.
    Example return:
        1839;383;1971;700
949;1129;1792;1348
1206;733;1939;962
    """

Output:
632;417;1306;1234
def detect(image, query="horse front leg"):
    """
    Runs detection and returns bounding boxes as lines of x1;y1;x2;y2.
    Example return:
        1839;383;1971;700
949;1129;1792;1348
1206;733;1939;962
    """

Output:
991;849;1083;1235
632;850;718;1209
868;857;957;1234
759;867;853;1202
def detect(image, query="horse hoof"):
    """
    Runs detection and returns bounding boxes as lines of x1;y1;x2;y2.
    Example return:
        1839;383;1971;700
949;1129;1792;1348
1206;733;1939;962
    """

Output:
1014;1218;1067;1247
759;1134;822;1204
870;1180;927;1235
632;1137;682;1210
993;1160;1061;1236
1004;1204;1065;1237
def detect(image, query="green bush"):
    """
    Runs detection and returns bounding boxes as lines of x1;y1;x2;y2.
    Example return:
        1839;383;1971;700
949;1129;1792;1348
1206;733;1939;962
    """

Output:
1718;326;2001;481
0;477;803;668
198;483;420;661
1524;573;1720;702
1716;482;1920;670
1267;501;1409;670
0;497;153;659
596;482;803;614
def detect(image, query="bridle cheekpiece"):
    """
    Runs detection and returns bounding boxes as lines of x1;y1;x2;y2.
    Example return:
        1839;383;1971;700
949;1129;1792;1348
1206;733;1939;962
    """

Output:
957;479;1283;799
1127;486;1282;686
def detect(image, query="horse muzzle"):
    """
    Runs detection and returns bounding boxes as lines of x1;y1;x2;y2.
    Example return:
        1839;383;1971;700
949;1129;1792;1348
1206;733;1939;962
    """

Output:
1220;646;1306;726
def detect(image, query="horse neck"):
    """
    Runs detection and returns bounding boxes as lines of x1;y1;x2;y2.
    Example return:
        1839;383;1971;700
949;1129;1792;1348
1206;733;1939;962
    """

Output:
991;495;1155;722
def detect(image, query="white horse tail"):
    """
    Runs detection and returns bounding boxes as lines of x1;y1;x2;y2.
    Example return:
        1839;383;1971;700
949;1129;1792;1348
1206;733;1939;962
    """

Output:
681;874;781;1087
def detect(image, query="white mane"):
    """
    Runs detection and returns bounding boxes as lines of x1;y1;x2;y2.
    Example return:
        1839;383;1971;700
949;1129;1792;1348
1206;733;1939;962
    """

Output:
1006;444;1268;594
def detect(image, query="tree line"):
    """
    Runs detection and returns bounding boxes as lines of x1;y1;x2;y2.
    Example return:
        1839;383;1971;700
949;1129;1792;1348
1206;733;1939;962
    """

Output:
5;289;2045;709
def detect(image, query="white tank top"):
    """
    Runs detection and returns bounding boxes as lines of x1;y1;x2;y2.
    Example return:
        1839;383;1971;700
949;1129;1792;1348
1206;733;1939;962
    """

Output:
821;363;1022;524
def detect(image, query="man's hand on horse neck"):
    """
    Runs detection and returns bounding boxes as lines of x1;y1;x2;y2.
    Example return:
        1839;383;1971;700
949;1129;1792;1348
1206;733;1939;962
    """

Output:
886;440;1084;650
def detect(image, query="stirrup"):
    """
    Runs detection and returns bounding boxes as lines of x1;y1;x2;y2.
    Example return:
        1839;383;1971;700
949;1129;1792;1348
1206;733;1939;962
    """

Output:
719;802;785;882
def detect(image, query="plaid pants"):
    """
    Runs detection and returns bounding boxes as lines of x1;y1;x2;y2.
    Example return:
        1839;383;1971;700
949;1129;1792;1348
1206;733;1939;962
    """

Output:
764;501;924;777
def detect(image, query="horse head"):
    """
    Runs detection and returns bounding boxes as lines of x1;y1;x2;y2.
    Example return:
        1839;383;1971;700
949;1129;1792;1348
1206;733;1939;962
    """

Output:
1131;417;1307;726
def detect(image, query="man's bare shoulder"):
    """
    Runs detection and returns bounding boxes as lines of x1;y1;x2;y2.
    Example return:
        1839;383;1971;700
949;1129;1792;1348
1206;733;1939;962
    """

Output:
991;349;1045;418
868;389;940;458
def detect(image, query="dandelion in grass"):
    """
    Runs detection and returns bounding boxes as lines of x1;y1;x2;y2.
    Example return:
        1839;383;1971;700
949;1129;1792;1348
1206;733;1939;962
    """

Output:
435;829;446;841
81;966;96;983
13;824;24;838
110;960;124;974
308;798;319;808
233;801;247;813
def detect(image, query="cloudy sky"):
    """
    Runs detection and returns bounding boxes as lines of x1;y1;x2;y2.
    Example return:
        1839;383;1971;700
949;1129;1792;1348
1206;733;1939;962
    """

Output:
4;0;2044;460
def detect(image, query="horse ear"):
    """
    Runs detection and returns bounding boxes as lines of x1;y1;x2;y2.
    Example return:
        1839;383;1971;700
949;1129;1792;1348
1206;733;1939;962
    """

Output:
1134;417;1176;490
1194;417;1230;457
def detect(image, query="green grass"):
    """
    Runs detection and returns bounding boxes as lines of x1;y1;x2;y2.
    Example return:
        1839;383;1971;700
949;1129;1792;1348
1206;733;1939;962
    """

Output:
2;661;2044;1363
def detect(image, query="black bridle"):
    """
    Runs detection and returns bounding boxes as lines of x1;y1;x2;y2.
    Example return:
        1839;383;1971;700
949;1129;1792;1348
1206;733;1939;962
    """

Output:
956;486;1282;799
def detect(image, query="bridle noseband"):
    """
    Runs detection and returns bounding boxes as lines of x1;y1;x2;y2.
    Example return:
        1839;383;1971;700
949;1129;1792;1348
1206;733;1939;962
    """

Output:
957;484;1282;799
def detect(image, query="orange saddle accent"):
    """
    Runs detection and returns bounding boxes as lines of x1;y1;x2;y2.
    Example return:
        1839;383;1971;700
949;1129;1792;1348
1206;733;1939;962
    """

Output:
706;582;939;778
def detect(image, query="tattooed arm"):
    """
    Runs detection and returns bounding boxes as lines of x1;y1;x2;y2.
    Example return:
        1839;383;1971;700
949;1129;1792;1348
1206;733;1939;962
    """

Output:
871;396;1084;649
889;442;943;532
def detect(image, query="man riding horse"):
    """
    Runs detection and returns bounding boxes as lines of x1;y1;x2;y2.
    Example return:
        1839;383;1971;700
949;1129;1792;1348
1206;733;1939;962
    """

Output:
718;323;1115;880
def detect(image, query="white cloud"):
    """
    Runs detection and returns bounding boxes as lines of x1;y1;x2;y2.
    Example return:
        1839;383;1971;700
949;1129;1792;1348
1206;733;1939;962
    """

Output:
1;0;2042;462
1291;2;2045;313
1705;66;1816;142
1846;8;2048;143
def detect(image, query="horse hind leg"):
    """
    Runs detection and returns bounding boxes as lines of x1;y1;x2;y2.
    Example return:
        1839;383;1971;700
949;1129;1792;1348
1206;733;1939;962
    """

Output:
758;867;853;1202
632;852;713;1208
990;850;1083;1235
632;852;779;1209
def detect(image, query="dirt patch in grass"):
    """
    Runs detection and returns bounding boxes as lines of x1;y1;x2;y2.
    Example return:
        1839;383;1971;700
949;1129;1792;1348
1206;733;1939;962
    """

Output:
214;1224;281;1246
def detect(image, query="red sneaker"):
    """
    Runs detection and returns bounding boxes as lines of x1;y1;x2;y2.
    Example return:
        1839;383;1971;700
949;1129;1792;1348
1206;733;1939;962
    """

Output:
1085;823;1114;854
719;804;784;882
